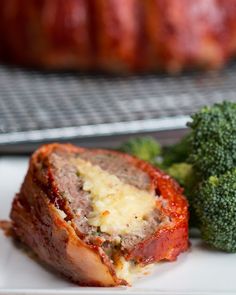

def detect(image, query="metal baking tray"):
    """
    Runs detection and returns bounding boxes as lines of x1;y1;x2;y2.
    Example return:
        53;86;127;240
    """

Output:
0;63;236;153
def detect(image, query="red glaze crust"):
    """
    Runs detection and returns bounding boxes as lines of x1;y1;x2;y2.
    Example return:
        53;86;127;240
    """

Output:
1;0;236;72
10;143;189;286
0;0;92;69
145;0;236;72
94;0;145;72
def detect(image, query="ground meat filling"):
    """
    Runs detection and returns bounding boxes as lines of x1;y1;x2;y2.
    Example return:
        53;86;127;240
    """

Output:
79;151;151;191
49;150;165;260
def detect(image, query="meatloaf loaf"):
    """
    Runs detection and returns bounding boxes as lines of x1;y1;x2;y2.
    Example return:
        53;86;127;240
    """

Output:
10;143;189;286
1;0;236;72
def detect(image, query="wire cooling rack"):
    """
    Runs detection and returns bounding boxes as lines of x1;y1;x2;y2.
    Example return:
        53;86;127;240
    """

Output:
0;64;236;152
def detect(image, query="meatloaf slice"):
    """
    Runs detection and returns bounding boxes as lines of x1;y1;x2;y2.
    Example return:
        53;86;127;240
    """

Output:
10;143;189;286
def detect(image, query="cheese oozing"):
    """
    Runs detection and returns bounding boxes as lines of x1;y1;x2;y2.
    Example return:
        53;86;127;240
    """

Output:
75;158;156;236
114;257;154;284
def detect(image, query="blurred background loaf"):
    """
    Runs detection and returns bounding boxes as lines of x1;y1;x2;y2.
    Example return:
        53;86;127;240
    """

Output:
1;0;236;73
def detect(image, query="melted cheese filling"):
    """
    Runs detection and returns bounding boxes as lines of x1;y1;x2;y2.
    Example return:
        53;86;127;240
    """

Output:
75;158;156;236
115;257;153;284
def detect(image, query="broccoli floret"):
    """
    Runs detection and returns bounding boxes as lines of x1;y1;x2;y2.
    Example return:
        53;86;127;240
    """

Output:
166;163;194;189
166;162;200;227
194;169;236;252
188;101;236;179
162;135;190;168
119;136;161;164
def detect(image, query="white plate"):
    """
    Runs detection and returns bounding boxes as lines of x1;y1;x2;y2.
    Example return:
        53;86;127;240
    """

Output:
1;157;236;295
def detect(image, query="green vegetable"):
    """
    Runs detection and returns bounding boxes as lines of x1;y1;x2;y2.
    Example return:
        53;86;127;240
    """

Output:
166;163;195;193
188;101;236;179
119;136;161;164
118;101;236;251
194;169;236;252
162;135;190;168
166;162;199;227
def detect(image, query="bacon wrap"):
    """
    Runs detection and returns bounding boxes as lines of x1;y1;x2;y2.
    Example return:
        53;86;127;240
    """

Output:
10;143;189;286
0;0;92;69
1;0;236;72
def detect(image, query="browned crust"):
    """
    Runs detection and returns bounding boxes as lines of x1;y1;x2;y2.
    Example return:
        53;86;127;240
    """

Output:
1;0;236;72
11;152;124;286
10;143;189;286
